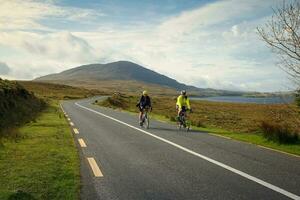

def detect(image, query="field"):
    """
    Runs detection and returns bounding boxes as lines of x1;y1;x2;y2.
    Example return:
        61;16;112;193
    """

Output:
0;79;94;199
19;81;106;100
36;79;178;96
0;103;79;200
98;94;300;155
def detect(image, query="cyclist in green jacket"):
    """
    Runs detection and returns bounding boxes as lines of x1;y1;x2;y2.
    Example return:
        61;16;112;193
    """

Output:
176;90;191;117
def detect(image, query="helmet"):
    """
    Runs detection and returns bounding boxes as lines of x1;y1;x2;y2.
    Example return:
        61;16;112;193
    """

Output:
181;90;186;95
143;90;148;95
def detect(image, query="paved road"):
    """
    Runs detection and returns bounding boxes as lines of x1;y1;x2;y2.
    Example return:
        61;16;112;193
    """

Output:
61;97;300;200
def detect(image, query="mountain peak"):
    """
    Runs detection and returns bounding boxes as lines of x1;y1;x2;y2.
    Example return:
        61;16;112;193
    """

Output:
35;60;244;96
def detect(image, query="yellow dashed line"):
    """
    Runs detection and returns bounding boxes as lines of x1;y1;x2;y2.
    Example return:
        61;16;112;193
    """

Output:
87;157;103;177
78;138;87;147
73;128;79;134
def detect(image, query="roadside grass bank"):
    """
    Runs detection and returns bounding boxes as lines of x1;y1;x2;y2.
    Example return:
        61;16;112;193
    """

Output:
0;102;80;200
97;94;300;156
0;79;46;137
0;79;90;199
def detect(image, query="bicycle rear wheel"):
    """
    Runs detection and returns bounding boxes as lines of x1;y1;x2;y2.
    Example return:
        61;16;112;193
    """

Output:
145;114;150;129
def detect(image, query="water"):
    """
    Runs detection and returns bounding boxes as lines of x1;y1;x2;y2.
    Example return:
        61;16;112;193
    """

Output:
190;96;295;104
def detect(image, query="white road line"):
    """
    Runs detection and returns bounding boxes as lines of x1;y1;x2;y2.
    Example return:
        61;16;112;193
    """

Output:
67;118;71;121
78;138;87;147
75;102;300;200
73;128;79;134
70;122;74;126
87;157;103;177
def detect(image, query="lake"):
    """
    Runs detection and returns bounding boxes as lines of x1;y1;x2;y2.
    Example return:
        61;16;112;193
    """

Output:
190;96;295;104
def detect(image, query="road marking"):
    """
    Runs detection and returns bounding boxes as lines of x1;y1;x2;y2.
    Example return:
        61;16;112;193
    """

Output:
67;118;71;121
75;102;300;200
78;138;87;147
258;145;300;158
70;122;74;126
73;128;79;134
209;133;231;140
87;157;103;177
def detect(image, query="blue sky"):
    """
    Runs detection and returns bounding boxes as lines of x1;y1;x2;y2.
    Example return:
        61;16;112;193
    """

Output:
0;0;294;92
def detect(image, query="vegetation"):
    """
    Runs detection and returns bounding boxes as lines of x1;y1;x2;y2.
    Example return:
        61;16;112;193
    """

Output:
0;79;46;137
296;89;300;107
98;94;300;155
258;1;300;107
0;103;79;200
261;121;298;144
19;81;105;100
0;79;89;199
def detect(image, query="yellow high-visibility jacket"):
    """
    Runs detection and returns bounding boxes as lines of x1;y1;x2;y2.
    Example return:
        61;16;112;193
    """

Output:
176;95;191;110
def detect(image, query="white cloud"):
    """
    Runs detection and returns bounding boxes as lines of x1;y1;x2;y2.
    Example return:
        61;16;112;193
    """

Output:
0;0;294;92
0;0;104;31
0;61;10;75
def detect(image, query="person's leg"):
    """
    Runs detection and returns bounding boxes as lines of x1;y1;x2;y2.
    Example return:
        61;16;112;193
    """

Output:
139;108;144;125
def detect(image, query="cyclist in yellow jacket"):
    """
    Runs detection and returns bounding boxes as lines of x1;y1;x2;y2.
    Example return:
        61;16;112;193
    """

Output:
176;90;191;117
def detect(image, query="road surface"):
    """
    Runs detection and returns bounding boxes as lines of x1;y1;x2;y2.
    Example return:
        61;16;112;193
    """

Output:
61;97;300;200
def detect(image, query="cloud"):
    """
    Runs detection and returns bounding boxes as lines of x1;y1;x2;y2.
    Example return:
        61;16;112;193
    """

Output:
0;31;97;62
0;0;294;92
0;62;10;75
0;0;104;31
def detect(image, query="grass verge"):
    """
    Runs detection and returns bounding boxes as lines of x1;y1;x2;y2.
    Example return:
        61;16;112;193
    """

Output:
0;102;80;200
97;95;300;156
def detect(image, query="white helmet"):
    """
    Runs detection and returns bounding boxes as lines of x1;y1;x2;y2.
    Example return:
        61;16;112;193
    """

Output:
181;90;186;95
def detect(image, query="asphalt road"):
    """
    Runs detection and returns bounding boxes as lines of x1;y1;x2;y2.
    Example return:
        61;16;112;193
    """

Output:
61;97;300;200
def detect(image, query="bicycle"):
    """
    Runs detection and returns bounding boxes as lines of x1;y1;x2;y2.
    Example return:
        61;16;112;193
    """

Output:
177;108;191;132
140;106;151;129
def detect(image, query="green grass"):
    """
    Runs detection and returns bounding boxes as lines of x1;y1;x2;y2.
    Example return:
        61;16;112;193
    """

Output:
0;102;80;200
97;94;300;156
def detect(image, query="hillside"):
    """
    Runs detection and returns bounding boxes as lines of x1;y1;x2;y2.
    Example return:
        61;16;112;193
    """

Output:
0;79;45;135
19;81;106;99
35;61;244;96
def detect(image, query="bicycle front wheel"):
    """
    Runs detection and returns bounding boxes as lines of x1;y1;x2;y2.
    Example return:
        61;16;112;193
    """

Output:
145;114;150;129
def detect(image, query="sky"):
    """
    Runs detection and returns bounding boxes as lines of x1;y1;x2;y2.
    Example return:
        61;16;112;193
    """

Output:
0;0;294;92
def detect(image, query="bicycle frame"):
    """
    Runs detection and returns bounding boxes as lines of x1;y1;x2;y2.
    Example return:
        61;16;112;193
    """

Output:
178;109;190;131
140;107;150;128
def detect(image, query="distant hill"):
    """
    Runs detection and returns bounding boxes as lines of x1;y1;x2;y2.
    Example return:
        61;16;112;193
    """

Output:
35;61;245;96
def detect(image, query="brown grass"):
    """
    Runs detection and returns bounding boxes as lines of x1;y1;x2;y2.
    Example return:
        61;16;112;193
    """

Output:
18;81;107;100
99;94;300;135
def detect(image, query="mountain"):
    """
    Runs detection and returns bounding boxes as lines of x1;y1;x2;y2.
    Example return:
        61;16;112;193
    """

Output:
35;61;244;96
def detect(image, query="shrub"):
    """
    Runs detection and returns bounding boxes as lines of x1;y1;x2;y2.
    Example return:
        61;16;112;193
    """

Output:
296;89;300;108
0;79;46;137
261;121;299;144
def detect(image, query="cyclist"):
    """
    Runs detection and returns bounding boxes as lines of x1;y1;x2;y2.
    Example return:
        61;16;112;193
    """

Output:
176;90;192;124
137;90;152;126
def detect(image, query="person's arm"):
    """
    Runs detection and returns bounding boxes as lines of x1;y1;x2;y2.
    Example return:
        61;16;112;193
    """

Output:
136;96;142;107
186;97;191;110
176;96;182;109
148;96;152;107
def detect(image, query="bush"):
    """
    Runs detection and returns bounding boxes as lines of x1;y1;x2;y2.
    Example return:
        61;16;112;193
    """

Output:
296;89;300;108
261;121;299;144
0;79;46;137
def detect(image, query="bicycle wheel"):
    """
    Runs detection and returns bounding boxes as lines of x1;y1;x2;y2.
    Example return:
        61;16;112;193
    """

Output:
185;119;191;132
145;113;150;129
